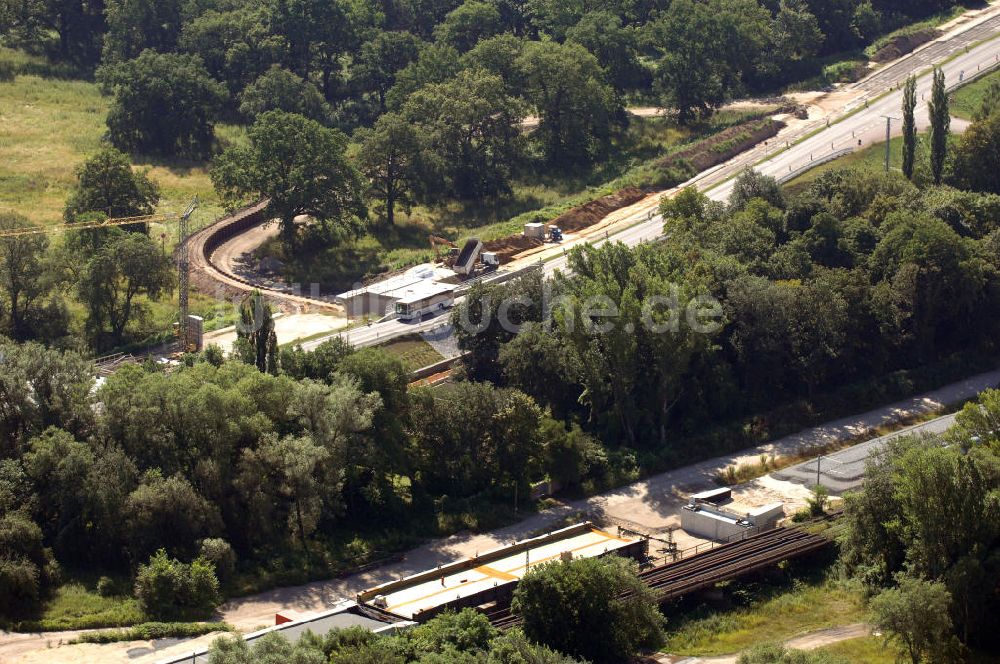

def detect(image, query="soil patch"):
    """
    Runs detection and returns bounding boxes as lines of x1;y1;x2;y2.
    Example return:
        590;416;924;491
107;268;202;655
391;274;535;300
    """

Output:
658;117;786;174
872;28;940;63
481;187;646;261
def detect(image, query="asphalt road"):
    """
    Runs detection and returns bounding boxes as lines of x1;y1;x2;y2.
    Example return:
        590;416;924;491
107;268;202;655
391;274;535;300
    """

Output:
771;413;958;494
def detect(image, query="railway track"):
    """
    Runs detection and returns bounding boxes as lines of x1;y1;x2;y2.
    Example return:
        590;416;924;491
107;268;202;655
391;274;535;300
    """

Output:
639;527;828;600
485;526;830;630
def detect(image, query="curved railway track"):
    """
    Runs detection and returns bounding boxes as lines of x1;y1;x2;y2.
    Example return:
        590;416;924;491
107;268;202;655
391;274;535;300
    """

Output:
186;200;344;313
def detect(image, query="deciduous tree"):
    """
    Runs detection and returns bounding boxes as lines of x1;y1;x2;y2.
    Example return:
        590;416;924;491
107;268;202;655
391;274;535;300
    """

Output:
512;555;665;663
238;66;330;124
101;50;228;159
929;67;949;185
902;75;917;180
355;112;428;227
64;146;160;223
212;111;366;248
76;232;175;347
517;39;617;167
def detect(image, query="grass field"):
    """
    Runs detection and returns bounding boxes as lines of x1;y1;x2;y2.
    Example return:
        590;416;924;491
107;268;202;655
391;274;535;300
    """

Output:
951;67;1000;120
16;582;145;631
816;636;896;664
782;136;908;197
376;334;445;372
0;47;230;232
663;565;867;657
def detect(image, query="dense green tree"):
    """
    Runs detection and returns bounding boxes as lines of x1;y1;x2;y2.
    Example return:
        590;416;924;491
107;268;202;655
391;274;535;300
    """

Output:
238;66;330;124
517;39;617;167
928;67;949;185
212;111;366;248
355;112;429;227
101;50;228;159
234;290;277;374
0;510;57;616
773;0;824;63
279;337;353;381
102;0;184;63
902;75;917;180
0;339;95;456
178;7;287;94
386;42;462;109
948;388;1000;449
870;576;959;664
236;433;330;555
409;382;543;497
134;549;220;620
125;470;223;562
402;68;525;199
566;10;645;95
648;0;729;124
917;186;1000;238
22;427;94;554
0;0;105;65
64;146;160;223
842;435;1000;645
353;30;423;113
337;348;411;482
728;169;786;212
952;109;1000;195
76;232;175;347
523;0;586;40
266;0;374;95
869;213;984;357
453;269;544;383
0;213;57;341
498;321;580;420
434;1;503;52
512;555;665;663
460;32;525;92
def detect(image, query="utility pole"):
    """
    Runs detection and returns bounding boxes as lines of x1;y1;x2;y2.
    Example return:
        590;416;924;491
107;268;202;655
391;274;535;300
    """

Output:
176;197;199;352
880;116;899;173
816;456;822;488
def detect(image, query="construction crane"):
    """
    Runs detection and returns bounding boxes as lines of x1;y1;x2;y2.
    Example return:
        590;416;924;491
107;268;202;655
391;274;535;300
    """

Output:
0;198;200;351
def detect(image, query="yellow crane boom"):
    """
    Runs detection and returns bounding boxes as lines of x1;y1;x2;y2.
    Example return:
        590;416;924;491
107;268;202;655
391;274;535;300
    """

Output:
0;199;199;351
0;213;178;238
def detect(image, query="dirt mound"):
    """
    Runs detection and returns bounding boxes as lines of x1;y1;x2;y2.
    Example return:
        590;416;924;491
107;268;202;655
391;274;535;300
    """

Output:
872;28;939;63
551;187;646;233
658;118;784;174
482;234;544;261
482;187;647;261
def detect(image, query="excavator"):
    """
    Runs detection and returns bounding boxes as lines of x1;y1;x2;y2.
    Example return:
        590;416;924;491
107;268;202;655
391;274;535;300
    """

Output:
429;234;457;262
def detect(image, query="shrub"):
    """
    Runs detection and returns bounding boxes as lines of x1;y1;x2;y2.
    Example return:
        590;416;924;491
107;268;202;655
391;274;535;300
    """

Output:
198;538;236;582
134;550;221;621
96;575;117;597
71;621;232;644
0;60;15;83
0;512;57;616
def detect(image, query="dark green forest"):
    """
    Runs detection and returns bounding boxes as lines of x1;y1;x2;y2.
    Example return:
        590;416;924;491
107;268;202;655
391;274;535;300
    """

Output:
3;0;1000;661
0;0;979;243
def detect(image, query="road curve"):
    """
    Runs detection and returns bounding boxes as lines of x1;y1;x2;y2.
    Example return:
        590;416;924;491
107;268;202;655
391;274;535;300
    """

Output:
186;201;344;313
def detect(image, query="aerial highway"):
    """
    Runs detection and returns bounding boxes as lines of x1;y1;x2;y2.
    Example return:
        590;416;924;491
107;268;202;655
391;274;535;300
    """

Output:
772;413;958;494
